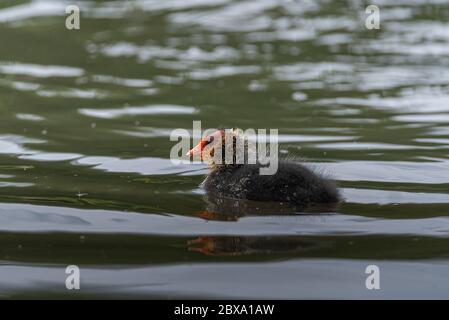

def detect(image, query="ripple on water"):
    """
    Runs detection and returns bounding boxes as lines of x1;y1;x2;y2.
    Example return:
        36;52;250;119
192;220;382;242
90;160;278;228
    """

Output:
1;259;449;298
74;156;202;175
0;63;84;78
343;188;449;205
0;174;33;188
19;153;82;162
0;135;45;155
0;135;81;162
92;74;153;88
36;88;109;99
320;161;449;184
188;65;261;80
316;87;449;114
79;104;198;119
168;0;277;32
15;113;45;122
7;81;40;92
113;129;358;143
1;202;449;237
393;114;449;124
416;138;449;145
93;42;240;64
0;1;64;23
315;142;436;150
0;181;34;188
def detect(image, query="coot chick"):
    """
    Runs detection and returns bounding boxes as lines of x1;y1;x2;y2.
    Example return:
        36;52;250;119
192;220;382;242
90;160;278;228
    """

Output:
187;128;340;206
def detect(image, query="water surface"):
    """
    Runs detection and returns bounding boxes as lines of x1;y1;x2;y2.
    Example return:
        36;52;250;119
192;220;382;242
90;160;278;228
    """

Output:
1;0;449;299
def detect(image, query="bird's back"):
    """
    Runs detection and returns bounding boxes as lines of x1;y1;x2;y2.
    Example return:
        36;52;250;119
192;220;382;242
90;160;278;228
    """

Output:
203;160;340;205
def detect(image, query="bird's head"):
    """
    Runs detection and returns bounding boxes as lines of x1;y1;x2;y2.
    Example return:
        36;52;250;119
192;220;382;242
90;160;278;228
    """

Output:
187;128;249;168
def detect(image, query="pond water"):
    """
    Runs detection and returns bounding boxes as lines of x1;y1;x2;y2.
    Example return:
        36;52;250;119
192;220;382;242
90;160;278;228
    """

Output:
1;0;449;299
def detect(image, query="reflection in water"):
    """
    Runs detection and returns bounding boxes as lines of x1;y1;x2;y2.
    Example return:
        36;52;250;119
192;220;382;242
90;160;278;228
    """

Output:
195;193;339;221
187;236;332;256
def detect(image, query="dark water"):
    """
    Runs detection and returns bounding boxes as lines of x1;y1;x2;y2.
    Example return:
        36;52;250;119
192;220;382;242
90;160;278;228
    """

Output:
1;0;449;299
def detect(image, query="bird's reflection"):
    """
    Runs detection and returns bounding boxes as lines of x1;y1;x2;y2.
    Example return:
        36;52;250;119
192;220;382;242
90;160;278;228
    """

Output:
187;236;333;256
192;193;339;221
189;193;338;256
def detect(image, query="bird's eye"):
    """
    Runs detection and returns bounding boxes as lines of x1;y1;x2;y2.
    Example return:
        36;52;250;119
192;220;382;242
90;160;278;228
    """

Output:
206;136;214;144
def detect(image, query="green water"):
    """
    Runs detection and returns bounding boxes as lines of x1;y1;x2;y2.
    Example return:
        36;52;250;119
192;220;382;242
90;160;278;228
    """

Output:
1;0;449;298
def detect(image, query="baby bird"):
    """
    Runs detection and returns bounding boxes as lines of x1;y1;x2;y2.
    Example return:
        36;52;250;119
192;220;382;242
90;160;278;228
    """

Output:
187;128;340;206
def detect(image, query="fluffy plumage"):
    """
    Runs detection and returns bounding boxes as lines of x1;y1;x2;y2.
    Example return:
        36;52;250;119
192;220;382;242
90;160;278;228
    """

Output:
188;128;341;206
202;161;340;205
